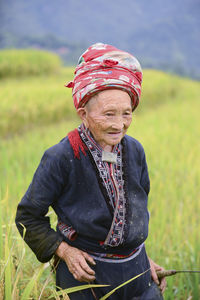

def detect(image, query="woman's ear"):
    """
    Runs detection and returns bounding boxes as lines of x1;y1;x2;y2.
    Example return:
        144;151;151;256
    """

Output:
77;108;89;128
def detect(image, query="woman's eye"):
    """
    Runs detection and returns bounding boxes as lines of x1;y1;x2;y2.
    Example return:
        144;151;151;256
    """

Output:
105;113;114;116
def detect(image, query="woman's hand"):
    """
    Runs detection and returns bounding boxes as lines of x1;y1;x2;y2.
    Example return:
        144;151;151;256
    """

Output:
148;257;167;293
56;241;96;282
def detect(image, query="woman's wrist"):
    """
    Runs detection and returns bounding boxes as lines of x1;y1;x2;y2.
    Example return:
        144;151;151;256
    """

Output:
55;241;70;259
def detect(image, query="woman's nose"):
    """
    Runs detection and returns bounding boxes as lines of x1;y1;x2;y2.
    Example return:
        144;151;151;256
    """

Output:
111;116;125;130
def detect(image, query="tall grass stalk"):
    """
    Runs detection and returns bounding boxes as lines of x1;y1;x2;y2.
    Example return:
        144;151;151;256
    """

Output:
0;193;3;261
11;247;25;299
20;263;49;300
99;268;150;300
50;284;110;299
4;234;12;300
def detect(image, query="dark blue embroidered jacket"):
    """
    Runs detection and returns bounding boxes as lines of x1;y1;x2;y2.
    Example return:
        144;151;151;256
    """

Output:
15;135;150;263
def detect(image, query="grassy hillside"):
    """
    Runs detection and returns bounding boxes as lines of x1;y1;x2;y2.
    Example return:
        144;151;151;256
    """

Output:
0;68;200;299
0;67;75;137
0;68;199;138
0;49;62;78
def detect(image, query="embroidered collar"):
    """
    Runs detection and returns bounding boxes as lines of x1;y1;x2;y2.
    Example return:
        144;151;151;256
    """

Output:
78;123;127;247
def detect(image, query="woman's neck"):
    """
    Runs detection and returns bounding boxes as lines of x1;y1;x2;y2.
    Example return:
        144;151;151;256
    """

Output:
102;144;113;152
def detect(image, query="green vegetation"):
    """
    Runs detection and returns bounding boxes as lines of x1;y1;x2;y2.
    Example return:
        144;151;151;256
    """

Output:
0;59;200;299
0;67;75;138
1;67;199;138
0;49;62;78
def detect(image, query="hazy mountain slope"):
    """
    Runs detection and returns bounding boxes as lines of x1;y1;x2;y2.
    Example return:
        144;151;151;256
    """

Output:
0;0;199;78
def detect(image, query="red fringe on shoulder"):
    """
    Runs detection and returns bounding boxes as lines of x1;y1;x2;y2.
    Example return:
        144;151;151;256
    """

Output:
68;129;87;159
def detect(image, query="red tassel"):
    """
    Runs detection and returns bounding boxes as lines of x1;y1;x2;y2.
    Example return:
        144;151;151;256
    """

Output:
68;129;87;159
64;81;74;88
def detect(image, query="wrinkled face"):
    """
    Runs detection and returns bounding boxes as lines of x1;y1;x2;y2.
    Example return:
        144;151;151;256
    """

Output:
77;89;132;151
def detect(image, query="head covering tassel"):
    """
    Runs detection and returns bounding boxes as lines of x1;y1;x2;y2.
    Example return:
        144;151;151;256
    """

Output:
68;129;87;159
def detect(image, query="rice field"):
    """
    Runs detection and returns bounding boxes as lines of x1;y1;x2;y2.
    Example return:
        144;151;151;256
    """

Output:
0;63;200;299
0;49;62;78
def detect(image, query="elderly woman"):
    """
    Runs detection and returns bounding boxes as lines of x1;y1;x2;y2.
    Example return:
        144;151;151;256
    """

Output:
16;43;166;299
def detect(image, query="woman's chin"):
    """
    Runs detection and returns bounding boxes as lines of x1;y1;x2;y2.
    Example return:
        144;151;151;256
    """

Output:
106;137;123;147
109;134;124;143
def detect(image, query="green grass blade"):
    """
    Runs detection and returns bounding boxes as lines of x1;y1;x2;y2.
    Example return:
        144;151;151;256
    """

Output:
4;234;12;300
20;263;49;300
12;247;26;298
49;284;110;298
99;268;151;300
0;187;9;260
19;222;26;240
0;198;3;260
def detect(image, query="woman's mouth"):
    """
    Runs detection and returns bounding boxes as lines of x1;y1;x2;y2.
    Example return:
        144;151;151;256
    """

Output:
107;131;123;138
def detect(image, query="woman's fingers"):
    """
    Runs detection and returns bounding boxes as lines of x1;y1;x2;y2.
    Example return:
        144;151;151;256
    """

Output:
150;263;160;285
56;243;96;282
63;247;96;282
73;263;96;282
159;277;167;293
82;251;96;265
148;257;167;293
74;252;96;282
79;256;95;275
149;258;160;285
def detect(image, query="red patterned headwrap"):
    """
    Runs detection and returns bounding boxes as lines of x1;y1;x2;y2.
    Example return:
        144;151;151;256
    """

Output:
65;43;143;111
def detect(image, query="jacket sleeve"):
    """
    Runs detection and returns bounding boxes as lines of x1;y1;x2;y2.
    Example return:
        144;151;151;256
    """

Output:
15;147;68;262
140;150;150;196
